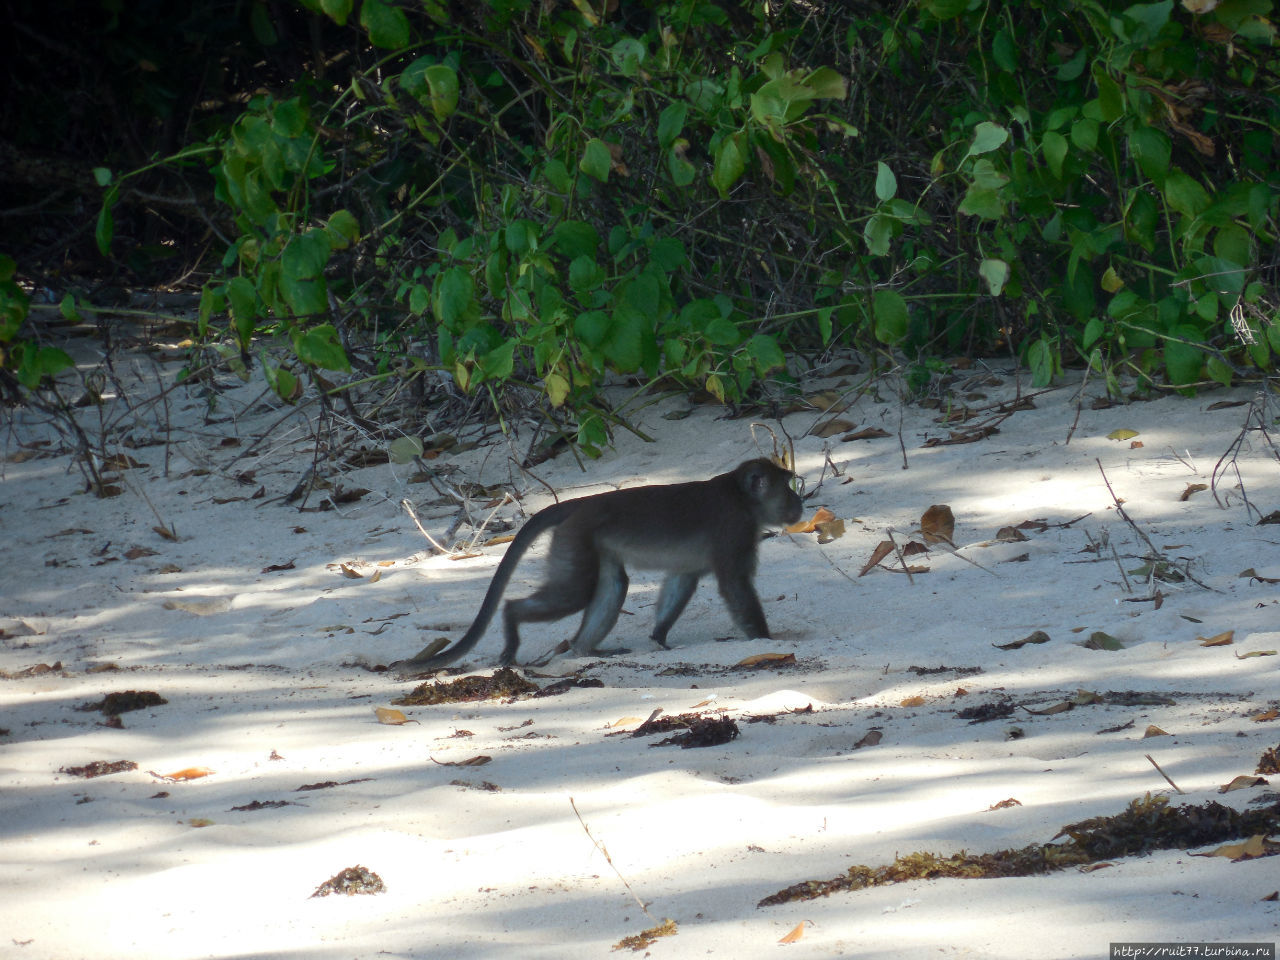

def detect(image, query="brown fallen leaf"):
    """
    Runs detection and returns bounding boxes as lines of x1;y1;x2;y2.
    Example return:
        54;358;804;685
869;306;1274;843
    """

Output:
188;818;214;828
988;798;1022;810
995;526;1029;542
1240;567;1280;584
815;517;845;543
485;534;516;546
809;418;856;438
779;921;807;944
787;507;836;534
995;630;1051;650
1218;775;1268;793
1252;709;1279;722
735;652;796;669
1236;650;1278;659
607;716;644;729
150;766;214;781
613;918;677;952
858;540;895;575
1192;835;1273;860
430;755;492;767
1025;700;1073;716
920;504;955;544
853;730;882;749
841;427;891;441
1143;725;1169;738
900;695;926;707
339;563;364;578
1198;630;1234;646
375;707;415;725
1180;483;1208;501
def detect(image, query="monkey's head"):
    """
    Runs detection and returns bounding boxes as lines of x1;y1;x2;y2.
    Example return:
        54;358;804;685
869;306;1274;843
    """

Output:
735;459;804;528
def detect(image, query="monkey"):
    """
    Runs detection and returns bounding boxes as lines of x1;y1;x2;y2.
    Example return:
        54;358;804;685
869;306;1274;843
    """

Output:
391;458;803;672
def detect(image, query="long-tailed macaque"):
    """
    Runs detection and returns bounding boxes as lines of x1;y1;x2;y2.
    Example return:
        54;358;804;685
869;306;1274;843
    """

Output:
393;459;803;671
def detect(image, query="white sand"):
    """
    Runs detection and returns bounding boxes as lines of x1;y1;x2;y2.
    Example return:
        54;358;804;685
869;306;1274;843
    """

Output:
2;338;1278;958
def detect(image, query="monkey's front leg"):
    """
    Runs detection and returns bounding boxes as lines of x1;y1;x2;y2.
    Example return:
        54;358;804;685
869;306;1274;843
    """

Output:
716;572;771;639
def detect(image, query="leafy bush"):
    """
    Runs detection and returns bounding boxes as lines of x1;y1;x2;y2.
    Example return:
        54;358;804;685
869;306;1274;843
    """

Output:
80;0;1277;439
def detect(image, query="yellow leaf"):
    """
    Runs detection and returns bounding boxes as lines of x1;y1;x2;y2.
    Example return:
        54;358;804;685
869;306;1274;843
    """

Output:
1142;725;1169;738
900;695;926;707
1198;630;1234;646
339;563;364;579
1106;428;1139;441
544;372;570;408
787;507;836;534
607;716;644;729
735;652;797;668
188;818;214;828
151;766;214;781
779;922;806;944
1219;775;1267;793
1193;835;1270;860
376;707;411;725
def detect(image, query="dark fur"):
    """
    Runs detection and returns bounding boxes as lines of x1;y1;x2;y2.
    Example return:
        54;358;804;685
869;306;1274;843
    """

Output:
393;459;802;671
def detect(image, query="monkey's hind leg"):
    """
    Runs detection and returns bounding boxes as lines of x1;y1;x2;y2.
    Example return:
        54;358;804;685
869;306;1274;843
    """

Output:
567;558;631;657
650;572;700;649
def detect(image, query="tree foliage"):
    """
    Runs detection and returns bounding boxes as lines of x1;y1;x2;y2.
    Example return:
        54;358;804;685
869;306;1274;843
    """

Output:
3;0;1277;425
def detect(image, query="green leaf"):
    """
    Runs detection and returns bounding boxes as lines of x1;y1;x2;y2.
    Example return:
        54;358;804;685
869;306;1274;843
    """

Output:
1026;338;1057;387
1163;325;1205;385
1129;126;1171;183
746;333;785;372
804;67;847;100
408;283;430;316
864;213;893;256
552;220;601;260
657;101;687;151
15;344;73;390
1093;67;1125;122
667;150;696;187
703;315;740;346
423;64;459;121
95;185;118;256
992;28;1018;72
874;161;897;202
979;258;1010;296
1070;117;1099;152
325;209;360;248
959;185;1004;219
1082;317;1105;351
360;0;410;48
966;121;1009;158
433;266;474;326
226;276;260;349
294;323;351;372
92;167;113;187
580;138;612;182
478;339;515;380
574;310;610;349
872;290;908;344
568;255;604;292
923;0;970;18
1042;131;1068;179
1164;171;1211;217
649;237;686;271
711;132;747;198
320;0;353;25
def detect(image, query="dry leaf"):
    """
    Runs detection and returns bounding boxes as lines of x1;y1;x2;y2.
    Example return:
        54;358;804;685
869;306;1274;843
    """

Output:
858;540;896;575
188;818;214;828
1236;650;1278;659
996;526;1029;542
486;534;516;546
1218;775;1267;793
735;652;796;668
375;707;412;725
1106;428;1139;441
1026;701;1072;715
806;390;848;412
689;698;717;708
995;630;1051;650
339;563;364;579
900;695;926;707
1193;835;1271;860
1130;440;1144;449
152;524;178;542
1198;631;1234;646
809;418;856;438
853;730;882;748
920;504;955;544
815;517;845;543
842;427;891;441
431;755;492;767
787;507;836;534
1143;725;1169;738
1251;709;1279;722
779;922;807;944
607;717;644;729
1180;483;1208;501
162;597;232;616
151;766;214;781
1079;862;1114;872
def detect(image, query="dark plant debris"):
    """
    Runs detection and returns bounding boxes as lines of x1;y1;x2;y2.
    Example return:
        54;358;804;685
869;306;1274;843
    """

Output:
758;794;1280;907
295;777;374;792
60;760;138;779
612;918;678;952
393;667;539;705
532;676;605;697
310;865;385;898
956;698;1016;723
0;661;66;679
648;715;740;749
908;664;983;677
1259;745;1280;776
77;690;167;715
230;800;302;811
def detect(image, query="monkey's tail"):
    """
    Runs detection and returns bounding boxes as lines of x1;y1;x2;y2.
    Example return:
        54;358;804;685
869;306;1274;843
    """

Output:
390;502;572;672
